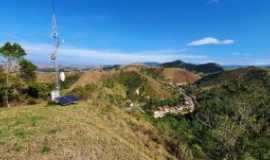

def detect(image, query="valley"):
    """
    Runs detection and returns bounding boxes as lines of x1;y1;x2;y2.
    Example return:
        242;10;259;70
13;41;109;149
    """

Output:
0;60;269;160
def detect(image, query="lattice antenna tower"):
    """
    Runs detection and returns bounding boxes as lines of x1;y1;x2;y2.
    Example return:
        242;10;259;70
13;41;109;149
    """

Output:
50;0;61;92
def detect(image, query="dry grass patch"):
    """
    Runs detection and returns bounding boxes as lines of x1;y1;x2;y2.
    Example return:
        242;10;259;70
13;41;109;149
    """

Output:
162;68;200;85
0;103;175;160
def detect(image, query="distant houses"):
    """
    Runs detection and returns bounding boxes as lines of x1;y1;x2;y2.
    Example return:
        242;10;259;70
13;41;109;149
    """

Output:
153;95;195;118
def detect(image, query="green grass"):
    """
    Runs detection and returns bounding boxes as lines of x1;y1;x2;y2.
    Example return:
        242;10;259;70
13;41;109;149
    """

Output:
264;68;270;74
41;146;50;155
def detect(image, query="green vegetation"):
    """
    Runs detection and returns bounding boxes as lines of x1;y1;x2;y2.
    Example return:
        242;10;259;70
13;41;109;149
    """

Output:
71;83;98;100
0;43;83;106
140;67;164;80
162;60;224;74
143;95;184;111
19;59;37;82
23;82;53;99
41;146;50;155
148;68;270;160
0;42;27;107
191;68;270;160
117;71;144;99
0;43;269;160
63;65;270;159
0;43;42;107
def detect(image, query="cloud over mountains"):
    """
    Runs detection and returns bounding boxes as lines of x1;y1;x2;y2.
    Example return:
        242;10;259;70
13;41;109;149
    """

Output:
187;37;235;46
20;42;209;66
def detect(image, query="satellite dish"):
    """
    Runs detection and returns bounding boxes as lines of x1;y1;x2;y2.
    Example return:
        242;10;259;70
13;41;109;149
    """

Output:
60;72;65;82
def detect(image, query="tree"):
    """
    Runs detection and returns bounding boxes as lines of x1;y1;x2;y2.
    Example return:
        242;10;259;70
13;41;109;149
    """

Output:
19;59;37;82
0;42;26;107
0;68;6;106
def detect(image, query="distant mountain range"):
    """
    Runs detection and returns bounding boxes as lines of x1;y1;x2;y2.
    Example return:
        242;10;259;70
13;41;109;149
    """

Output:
99;60;224;74
136;60;224;74
144;61;270;73
37;60;269;74
160;60;224;74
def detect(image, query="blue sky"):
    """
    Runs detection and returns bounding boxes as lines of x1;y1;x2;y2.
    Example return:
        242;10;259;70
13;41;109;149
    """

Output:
0;0;269;66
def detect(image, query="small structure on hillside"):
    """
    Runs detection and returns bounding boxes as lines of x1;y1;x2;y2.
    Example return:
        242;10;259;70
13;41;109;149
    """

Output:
56;96;78;106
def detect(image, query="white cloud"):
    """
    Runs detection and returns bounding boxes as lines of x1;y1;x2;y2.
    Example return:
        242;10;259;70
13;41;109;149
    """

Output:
187;37;235;46
231;52;251;57
19;42;209;66
1;42;269;66
223;39;235;44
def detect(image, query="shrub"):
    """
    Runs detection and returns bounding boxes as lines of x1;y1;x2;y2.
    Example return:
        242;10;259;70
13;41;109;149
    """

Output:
118;71;143;90
116;71;144;100
19;59;37;82
71;83;98;100
23;82;53;100
41;146;50;155
140;67;164;80
102;78;115;88
143;95;184;111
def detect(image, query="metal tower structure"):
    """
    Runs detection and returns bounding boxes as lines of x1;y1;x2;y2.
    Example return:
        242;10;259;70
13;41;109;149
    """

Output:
50;0;61;100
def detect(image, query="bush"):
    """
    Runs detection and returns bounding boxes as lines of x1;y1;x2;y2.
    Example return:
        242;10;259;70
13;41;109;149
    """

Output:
143;95;184;111
116;71;144;100
19;59;37;82
23;82;53;100
71;83;98;100
102;78;115;88
118;71;143;90
140;67;164;80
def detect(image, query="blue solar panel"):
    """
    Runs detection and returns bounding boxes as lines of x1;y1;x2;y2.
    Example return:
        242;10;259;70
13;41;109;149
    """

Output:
56;96;78;106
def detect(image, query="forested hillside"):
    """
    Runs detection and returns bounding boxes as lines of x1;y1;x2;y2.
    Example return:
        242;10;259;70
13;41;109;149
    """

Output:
161;60;224;74
149;68;270;160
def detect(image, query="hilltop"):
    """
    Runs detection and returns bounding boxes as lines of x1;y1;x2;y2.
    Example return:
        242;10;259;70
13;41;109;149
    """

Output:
0;63;199;160
0;102;175;160
73;65;199;86
68;64;199;100
161;60;224;74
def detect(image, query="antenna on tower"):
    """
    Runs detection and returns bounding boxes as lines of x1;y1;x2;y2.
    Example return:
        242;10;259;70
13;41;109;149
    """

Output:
50;0;61;101
48;0;77;106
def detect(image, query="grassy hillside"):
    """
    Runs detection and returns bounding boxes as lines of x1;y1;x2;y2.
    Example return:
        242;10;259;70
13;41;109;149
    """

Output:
5;63;270;160
5;43;269;160
70;65;198;103
0;102;175;160
0;64;195;160
70;70;108;90
161;68;199;85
